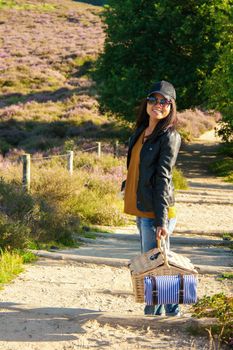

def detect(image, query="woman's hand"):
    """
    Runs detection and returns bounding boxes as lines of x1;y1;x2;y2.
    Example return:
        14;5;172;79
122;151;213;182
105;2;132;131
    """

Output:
156;226;168;240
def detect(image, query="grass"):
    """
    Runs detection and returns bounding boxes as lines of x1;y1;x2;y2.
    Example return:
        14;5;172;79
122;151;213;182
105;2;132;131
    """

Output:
0;249;37;290
18;250;37;263
222;233;232;241
219;273;233;280
0;249;24;287
217;272;233;282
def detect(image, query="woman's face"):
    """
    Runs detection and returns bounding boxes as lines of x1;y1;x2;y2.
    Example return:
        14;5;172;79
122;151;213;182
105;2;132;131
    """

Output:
146;93;171;122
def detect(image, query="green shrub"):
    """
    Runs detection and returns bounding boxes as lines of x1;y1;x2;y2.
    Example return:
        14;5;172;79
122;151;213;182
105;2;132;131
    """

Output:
0;169;78;246
209;142;233;183
226;173;233;183
177;129;192;142
0;139;11;155
0;152;127;249
0;177;48;245
74;186;125;226
192;293;233;347
209;158;233;183
0;178;34;217
220;273;233;280
0;151;186;250
95;153;123;173
0;213;31;250
64;139;75;151
74;152;98;170
218;142;233;158
173;167;188;190
222;233;232;241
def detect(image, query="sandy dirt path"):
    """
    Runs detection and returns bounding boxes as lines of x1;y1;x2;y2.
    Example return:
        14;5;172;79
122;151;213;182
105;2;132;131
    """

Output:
0;259;232;350
0;129;232;350
175;129;233;233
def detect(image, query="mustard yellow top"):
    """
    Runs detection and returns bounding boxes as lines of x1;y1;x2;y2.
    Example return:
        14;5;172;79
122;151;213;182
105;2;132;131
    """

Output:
168;206;176;219
124;131;176;219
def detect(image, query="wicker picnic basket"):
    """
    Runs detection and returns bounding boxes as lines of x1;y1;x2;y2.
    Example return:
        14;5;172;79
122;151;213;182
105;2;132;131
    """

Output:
129;238;198;303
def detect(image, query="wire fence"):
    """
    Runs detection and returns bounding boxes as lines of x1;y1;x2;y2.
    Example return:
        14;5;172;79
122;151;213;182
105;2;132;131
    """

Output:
19;141;121;191
32;154;69;161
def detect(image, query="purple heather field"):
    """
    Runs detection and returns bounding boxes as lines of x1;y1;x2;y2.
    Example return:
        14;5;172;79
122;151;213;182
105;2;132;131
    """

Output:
0;0;218;158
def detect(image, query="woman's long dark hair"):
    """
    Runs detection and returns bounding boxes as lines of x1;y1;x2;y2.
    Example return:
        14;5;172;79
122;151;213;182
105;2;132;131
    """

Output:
135;97;178;138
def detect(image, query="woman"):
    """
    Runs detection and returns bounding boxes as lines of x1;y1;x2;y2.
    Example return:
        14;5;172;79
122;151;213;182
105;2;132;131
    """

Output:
124;80;181;316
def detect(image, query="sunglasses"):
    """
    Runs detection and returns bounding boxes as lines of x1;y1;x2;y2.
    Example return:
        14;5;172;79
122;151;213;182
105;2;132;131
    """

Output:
146;96;171;106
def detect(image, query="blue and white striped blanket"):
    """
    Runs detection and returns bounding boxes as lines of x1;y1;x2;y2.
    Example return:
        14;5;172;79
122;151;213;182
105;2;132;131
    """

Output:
144;276;156;305
183;275;197;304
144;275;197;305
156;275;180;304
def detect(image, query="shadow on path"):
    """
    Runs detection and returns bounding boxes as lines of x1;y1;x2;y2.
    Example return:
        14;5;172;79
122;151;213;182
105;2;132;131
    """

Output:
0;302;102;342
187;181;233;190
53;235;233;272
176;139;233;190
177;142;221;179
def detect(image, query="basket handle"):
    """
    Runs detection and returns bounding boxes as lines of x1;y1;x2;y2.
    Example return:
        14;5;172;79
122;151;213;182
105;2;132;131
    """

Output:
157;236;170;268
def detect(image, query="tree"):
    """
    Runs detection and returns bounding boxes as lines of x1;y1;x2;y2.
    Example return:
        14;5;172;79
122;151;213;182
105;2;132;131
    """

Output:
94;0;233;121
205;45;233;142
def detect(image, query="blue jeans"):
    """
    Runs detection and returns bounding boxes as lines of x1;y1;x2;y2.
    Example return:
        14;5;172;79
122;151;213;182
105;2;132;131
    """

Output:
136;216;180;316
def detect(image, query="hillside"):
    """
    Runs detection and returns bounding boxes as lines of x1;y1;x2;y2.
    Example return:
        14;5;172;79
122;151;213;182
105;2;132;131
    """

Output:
0;0;122;155
0;0;217;157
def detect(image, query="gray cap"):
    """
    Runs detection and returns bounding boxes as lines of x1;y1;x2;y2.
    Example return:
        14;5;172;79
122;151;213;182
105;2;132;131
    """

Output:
148;80;176;100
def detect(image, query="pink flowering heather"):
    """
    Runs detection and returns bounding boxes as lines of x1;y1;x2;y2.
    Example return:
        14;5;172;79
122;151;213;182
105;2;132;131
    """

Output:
177;108;219;140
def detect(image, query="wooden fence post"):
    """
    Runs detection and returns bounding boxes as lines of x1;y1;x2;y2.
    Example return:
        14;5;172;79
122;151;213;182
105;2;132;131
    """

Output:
22;154;31;191
97;142;101;157
114;140;119;158
67;150;74;175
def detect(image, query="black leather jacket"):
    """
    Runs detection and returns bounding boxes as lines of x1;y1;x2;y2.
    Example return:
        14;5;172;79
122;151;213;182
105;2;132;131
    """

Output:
126;124;181;228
